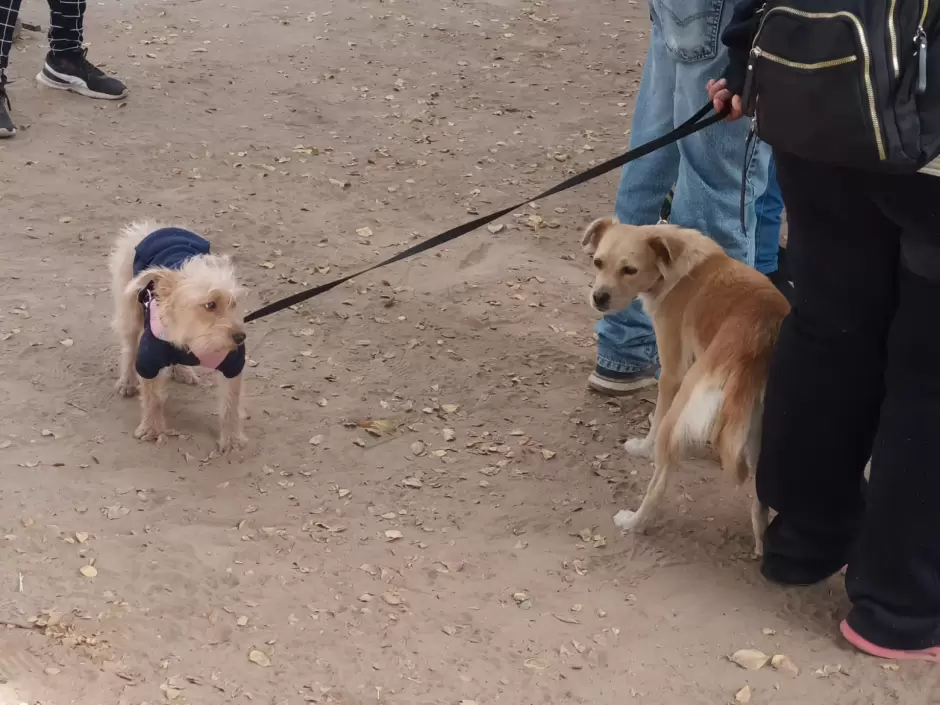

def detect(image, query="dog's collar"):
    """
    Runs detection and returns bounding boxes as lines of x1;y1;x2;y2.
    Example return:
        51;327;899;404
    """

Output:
139;283;168;339
147;298;169;341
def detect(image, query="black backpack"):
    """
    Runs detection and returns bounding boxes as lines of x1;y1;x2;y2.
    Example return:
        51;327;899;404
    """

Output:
742;0;940;171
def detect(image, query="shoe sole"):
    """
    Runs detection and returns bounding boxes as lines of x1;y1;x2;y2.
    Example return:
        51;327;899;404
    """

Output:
36;65;127;101
587;371;658;397
841;620;940;663
0;127;15;138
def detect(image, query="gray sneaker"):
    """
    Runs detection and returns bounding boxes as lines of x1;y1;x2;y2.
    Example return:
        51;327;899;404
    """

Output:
36;49;128;100
0;77;15;138
587;365;658;396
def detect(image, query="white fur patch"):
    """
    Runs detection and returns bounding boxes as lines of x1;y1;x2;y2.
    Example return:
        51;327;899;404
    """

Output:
674;382;723;447
637;293;658;317
624;437;652;458
613;509;640;532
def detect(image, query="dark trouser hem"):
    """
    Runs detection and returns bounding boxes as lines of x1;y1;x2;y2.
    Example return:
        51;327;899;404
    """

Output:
758;151;940;645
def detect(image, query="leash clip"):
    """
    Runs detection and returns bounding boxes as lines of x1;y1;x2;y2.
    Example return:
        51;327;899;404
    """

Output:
138;281;155;306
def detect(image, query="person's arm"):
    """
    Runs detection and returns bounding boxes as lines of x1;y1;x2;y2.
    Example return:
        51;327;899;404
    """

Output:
707;0;765;120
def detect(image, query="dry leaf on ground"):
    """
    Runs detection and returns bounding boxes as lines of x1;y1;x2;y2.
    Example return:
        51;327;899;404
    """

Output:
248;650;271;667
730;649;769;671
771;654;799;676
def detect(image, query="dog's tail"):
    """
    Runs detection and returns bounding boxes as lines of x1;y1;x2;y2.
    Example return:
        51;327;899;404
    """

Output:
710;360;767;485
110;221;161;284
668;349;769;486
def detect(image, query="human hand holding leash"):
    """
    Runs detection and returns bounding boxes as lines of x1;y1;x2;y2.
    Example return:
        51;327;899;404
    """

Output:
706;78;744;121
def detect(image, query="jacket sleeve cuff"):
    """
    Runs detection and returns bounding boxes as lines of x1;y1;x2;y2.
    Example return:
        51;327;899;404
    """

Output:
721;56;748;97
720;0;762;95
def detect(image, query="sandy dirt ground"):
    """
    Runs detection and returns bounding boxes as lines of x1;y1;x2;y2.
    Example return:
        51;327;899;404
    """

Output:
0;1;933;703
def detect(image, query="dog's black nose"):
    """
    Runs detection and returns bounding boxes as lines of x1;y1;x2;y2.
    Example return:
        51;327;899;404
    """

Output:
592;291;611;309
232;332;247;345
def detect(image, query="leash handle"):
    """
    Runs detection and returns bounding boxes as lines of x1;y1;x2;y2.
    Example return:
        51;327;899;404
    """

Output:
245;101;726;323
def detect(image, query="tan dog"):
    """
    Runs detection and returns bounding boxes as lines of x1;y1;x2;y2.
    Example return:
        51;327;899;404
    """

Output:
110;221;247;451
583;218;790;555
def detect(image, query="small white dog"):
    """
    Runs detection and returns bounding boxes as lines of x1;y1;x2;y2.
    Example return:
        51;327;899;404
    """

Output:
109;221;248;451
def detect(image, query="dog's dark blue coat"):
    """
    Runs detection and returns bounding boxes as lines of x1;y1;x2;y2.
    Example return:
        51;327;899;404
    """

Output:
133;228;245;380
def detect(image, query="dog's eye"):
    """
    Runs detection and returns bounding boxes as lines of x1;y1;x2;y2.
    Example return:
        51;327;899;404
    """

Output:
621;265;638;276
205;301;217;311
593;258;604;269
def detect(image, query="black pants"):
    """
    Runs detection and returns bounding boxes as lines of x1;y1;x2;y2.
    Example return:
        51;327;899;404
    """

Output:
0;0;86;73
758;150;940;649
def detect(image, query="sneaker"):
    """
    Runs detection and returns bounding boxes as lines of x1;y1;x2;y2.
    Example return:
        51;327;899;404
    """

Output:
841;620;940;663
36;49;127;100
587;365;658;396
0;77;14;138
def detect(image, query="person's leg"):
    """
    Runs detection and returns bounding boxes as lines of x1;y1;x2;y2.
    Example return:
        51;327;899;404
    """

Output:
36;0;127;99
594;0;775;395
842;174;940;656
47;0;85;55
757;151;900;585
0;0;21;74
754;157;783;275
0;0;22;137
591;11;680;395
754;159;793;302
663;0;770;268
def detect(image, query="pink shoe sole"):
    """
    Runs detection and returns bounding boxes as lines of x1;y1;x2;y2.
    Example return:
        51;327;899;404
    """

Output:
841;620;940;663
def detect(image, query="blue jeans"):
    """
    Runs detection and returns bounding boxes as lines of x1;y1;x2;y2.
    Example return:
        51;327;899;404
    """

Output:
595;0;775;375
755;157;784;276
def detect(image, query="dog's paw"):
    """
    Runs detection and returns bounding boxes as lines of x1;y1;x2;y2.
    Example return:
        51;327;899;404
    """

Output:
171;366;200;386
116;378;139;398
613;508;643;533
624;437;652;458
134;423;163;443
134;422;178;443
218;433;247;454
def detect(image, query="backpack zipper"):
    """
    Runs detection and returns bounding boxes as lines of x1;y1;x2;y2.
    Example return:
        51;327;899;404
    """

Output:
916;0;930;94
888;0;900;76
889;0;929;82
752;7;886;160
745;48;858;130
752;47;858;69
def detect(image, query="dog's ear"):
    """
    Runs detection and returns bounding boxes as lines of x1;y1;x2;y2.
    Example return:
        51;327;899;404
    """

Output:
581;217;617;255
648;233;680;268
123;268;179;302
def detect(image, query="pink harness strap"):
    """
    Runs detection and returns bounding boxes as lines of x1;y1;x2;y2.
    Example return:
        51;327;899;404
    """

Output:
148;300;227;370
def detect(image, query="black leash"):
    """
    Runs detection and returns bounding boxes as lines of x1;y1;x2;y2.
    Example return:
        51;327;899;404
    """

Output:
245;101;726;323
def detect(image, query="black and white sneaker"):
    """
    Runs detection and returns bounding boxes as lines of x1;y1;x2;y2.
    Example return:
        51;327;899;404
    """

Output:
36;50;127;100
0;77;14;138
